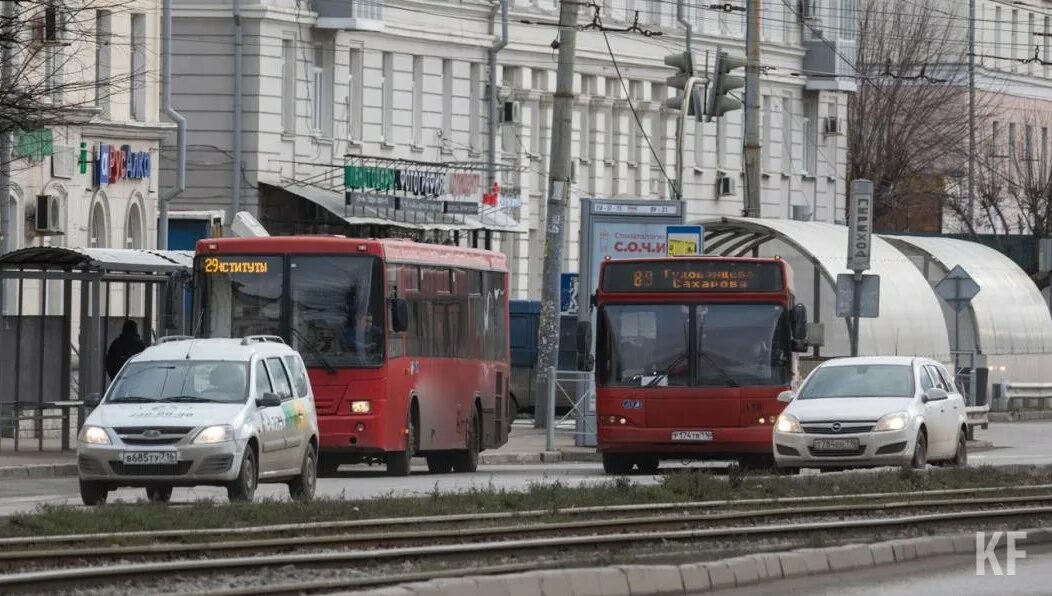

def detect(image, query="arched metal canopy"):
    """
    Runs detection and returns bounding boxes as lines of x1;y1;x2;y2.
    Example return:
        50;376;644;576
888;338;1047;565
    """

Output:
700;217;952;361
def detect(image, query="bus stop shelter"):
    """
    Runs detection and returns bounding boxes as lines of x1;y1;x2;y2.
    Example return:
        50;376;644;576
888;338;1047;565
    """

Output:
0;247;192;451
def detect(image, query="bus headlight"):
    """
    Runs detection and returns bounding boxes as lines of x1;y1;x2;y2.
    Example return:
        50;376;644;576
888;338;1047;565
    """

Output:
351;400;372;414
775;414;802;434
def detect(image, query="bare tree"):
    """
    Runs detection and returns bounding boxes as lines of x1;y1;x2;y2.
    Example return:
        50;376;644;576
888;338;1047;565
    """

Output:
849;0;991;231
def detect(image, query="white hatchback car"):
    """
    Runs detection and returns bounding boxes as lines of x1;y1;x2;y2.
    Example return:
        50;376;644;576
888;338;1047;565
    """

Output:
773;356;968;471
77;336;319;505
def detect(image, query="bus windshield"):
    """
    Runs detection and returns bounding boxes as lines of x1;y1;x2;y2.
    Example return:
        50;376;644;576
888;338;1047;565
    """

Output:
598;303;790;388
196;254;385;368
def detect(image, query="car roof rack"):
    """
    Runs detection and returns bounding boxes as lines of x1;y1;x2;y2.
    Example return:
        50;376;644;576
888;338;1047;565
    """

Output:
241;335;286;346
156;335;195;344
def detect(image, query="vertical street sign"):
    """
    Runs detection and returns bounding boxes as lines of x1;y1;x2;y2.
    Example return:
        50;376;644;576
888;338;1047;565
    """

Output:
847;179;873;272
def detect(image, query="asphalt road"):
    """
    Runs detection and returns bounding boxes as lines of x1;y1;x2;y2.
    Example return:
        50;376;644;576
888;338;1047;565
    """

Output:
719;543;1052;595
1;421;1050;517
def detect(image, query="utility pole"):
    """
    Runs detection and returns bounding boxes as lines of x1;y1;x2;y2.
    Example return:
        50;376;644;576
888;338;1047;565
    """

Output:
968;0;976;231
533;0;578;429
743;0;762;218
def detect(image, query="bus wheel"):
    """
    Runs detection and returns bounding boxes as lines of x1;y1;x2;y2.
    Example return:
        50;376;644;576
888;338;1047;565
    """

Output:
602;453;633;475
636;456;659;475
452;411;480;473
386;415;415;477
426;453;454;474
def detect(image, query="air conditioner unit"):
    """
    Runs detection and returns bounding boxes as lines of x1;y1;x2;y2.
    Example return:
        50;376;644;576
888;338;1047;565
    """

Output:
501;100;520;124
717;175;736;197
792;204;812;221
822;116;842;135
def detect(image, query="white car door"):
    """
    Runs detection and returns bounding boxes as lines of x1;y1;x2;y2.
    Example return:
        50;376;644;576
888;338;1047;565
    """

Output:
253;359;288;476
922;364;957;458
935;363;967;441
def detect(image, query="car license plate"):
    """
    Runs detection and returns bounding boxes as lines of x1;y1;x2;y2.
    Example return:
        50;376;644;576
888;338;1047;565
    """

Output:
812;438;859;451
672;431;712;442
121;451;178;465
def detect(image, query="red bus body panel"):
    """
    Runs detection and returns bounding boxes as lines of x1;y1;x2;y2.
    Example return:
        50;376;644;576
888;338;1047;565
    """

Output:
196;236;511;460
594;257;793;459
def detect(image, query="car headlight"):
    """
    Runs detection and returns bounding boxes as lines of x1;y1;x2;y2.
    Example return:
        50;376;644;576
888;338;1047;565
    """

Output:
78;425;111;445
193;425;234;444
351;400;371;414
775;414;803;433
875;412;909;432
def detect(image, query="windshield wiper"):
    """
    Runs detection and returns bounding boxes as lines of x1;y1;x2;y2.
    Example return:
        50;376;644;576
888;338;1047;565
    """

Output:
161;395;221;403
698;351;740;388
645;353;688;387
289;327;337;374
107;396;158;403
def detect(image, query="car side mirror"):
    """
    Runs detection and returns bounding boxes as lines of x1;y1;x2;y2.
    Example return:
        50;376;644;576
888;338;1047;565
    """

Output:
777;390;795;403
923;388;948;403
84;393;101;408
390;298;410;333
256;392;282;408
576;319;592;355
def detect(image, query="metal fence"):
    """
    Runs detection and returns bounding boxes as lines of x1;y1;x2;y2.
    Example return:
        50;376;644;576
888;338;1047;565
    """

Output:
544;368;595;451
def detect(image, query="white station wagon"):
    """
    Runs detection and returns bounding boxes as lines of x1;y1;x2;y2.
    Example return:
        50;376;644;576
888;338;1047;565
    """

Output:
773;356;968;471
77;336;319;505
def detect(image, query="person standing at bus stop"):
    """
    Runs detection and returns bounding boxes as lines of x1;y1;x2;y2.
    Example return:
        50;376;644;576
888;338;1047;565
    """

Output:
106;320;147;380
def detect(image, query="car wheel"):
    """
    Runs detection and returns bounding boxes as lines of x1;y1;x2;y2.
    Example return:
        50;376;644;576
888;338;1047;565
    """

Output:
950;429;968;467
636;456;659;475
909;431;928;470
227;448;258;502
146;486;173;503
386;414;415;477
451;411;481;473
79;480;108;506
426;453;454;474
602;453;633;475
288;444;318;501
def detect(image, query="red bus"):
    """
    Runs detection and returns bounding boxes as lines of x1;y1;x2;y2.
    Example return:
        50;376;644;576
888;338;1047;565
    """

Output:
193;236;512;476
587;257;809;474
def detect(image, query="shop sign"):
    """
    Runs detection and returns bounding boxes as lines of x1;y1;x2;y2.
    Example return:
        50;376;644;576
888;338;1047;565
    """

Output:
94;144;151;186
344;164;496;216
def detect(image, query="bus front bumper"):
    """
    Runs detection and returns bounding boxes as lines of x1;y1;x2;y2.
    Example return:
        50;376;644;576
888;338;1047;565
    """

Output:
318;414;393;454
598;425;773;456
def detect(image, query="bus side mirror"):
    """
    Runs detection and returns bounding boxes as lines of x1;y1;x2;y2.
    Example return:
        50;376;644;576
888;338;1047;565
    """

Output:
576;320;592;355
391;298;410;333
577;354;595;372
790;303;808;352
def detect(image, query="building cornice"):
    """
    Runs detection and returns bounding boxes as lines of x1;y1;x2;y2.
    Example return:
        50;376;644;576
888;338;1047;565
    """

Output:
81;120;177;142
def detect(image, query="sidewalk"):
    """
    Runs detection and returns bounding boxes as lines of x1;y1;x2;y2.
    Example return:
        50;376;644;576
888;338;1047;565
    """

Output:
0;425;598;479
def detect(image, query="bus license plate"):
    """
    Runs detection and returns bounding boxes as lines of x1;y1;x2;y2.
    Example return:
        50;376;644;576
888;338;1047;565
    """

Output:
122;451;178;465
672;431;712;442
812;438;859;451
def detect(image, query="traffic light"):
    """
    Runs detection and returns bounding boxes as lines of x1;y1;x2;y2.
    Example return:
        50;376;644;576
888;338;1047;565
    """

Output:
706;47;746;119
663;51;702;118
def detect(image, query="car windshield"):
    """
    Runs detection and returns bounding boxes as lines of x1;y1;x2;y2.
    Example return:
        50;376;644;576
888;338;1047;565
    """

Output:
798;364;915;399
105;360;249;404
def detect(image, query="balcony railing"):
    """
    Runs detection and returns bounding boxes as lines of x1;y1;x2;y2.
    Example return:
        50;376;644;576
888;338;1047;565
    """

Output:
314;0;383;31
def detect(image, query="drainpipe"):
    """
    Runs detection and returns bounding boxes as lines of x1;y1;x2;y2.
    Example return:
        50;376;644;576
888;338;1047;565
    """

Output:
487;0;509;193
159;0;186;250
232;0;243;224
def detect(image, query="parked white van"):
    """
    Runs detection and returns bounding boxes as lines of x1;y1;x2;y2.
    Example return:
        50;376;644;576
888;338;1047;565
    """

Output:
76;336;320;505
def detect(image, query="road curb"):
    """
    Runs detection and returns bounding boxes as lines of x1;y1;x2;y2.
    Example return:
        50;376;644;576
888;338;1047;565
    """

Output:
352;526;1052;595
0;463;78;479
989;411;1052;423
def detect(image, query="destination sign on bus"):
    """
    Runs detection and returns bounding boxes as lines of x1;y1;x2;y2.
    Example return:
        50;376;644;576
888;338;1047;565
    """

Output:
602;261;783;292
202;257;270;274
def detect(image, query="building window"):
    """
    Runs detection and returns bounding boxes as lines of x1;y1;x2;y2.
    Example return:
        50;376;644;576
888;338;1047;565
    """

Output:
995;7;1003;58
991;121;1001;157
94;10;110;115
781;95;793;175
803;94;818;175
1011;10;1019;62
411;56;423;147
839;0;856;39
348;48;363;141
381;52;393;144
281;39;295;135
441;59;453;147
469;62;482;153
716;116;726;170
130;13;146;120
89;202;108;249
311;45;324;132
762;95;772;171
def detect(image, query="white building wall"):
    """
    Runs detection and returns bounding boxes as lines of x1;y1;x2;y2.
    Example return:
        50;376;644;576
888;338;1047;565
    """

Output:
166;0;855;300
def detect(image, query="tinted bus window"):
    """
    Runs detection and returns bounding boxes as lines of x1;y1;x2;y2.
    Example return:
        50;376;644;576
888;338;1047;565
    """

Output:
598;305;690;387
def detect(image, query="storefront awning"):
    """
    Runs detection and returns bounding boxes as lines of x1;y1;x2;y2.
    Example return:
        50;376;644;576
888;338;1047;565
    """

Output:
258;173;525;234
